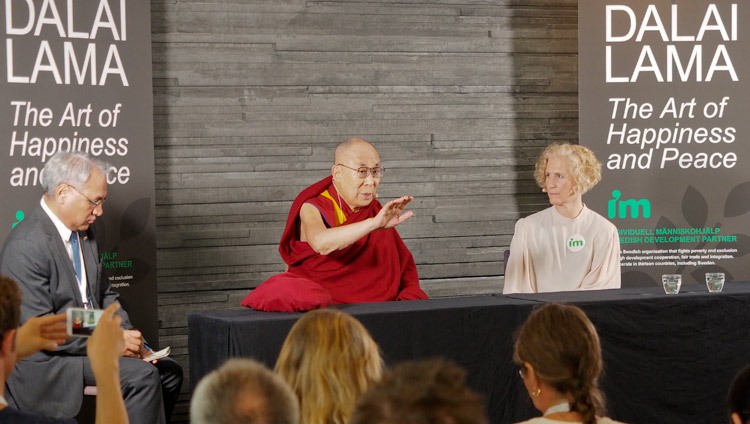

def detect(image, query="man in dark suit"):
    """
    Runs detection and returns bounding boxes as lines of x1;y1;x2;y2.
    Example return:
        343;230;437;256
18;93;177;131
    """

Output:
0;151;182;423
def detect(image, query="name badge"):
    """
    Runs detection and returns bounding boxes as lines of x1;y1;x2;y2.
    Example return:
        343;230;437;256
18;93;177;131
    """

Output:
567;234;585;252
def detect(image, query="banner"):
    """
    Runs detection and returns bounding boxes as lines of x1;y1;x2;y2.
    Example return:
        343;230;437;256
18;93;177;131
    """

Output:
0;0;158;342
579;1;750;287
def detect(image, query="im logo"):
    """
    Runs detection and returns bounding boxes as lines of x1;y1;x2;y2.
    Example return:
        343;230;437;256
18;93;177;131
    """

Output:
608;190;651;219
567;235;585;252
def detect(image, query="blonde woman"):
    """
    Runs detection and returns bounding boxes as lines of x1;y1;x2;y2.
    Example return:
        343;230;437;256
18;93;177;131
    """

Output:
275;308;383;424
503;143;620;294
514;303;625;424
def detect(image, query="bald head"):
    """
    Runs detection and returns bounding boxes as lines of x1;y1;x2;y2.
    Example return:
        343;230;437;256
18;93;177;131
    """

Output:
334;137;377;164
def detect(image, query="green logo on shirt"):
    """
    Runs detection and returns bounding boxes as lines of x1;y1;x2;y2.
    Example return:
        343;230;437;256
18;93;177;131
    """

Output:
567;235;585;252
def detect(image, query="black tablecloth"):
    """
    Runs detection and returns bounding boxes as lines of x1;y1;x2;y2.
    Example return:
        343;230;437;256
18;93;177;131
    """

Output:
189;283;750;424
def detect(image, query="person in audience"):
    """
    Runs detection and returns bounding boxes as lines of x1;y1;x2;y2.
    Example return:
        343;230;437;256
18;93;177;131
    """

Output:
503;143;620;294
0;275;128;424
728;364;750;424
513;303;624;424
275;308;383;424
0;151;183;423
191;358;299;424
350;358;489;424
242;136;427;312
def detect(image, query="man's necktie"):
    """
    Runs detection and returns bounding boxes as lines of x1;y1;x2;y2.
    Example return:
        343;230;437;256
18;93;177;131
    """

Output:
70;231;83;282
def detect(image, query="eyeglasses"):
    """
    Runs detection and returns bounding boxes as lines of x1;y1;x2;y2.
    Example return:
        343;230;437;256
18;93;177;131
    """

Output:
67;184;106;208
336;164;385;179
518;366;526;379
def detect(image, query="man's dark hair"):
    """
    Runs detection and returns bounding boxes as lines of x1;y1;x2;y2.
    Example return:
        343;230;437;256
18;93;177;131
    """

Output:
0;275;21;336
350;358;489;424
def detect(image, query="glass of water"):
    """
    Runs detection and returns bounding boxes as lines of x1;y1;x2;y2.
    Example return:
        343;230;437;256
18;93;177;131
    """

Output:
662;274;682;294
705;272;725;293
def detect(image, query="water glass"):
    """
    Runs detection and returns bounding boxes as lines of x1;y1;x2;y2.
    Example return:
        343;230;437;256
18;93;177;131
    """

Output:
662;274;682;294
705;272;725;293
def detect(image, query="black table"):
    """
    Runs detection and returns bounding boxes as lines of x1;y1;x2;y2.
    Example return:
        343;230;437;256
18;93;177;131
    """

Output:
189;283;750;424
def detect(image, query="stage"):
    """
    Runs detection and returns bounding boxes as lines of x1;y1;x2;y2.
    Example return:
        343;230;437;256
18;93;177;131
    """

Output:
189;283;750;424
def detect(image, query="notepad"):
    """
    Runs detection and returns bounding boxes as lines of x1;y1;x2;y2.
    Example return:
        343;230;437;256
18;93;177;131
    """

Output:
144;346;171;362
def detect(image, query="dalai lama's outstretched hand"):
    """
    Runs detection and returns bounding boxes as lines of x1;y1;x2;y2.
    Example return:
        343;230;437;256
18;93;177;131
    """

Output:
300;194;415;256
377;196;414;229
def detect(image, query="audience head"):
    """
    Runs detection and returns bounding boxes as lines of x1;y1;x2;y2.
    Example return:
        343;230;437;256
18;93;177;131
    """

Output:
0;276;21;378
534;143;602;197
191;358;299;424
728;364;750;424
275;308;383;424
350;358;489;424
331;137;382;212
513;303;605;424
42;150;110;231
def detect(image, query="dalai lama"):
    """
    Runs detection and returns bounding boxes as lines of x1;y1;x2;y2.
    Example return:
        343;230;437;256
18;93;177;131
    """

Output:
242;137;428;312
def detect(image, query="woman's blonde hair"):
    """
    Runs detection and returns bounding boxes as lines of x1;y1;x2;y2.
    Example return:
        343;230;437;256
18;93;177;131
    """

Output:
275;308;383;424
534;143;602;195
513;303;605;424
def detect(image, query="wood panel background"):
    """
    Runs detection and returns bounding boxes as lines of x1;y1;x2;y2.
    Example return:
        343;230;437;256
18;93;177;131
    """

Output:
150;0;578;421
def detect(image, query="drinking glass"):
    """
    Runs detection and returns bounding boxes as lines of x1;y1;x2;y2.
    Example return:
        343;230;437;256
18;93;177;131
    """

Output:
705;272;725;293
662;274;681;294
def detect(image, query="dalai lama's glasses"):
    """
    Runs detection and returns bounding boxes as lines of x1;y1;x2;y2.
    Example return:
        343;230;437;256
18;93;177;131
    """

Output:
336;164;385;179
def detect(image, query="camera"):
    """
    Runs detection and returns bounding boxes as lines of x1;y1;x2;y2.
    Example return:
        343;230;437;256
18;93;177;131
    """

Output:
66;307;103;337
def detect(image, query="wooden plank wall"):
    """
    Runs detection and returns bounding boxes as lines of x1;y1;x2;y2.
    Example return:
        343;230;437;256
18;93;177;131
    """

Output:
150;0;578;421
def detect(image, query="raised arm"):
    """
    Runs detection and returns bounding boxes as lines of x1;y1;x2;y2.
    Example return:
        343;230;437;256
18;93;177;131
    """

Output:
88;303;129;424
300;196;414;255
15;314;68;359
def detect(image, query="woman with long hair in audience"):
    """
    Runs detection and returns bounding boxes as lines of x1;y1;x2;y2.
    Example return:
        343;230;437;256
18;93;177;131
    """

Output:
513;303;624;424
728;364;750;424
275;308;383;424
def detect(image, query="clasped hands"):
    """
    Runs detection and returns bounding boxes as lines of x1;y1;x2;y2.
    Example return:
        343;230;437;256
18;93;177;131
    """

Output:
376;196;414;229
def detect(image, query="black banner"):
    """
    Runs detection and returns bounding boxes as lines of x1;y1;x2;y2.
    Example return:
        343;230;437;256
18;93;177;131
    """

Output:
579;0;750;288
1;0;158;342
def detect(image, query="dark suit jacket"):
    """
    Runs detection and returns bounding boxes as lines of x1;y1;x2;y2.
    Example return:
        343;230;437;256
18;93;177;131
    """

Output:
0;204;131;417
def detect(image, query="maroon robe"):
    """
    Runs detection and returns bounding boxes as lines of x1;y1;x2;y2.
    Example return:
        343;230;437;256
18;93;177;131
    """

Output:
242;176;427;312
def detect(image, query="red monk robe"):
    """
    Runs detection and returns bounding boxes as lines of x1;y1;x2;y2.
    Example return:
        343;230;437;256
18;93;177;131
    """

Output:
242;176;427;312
